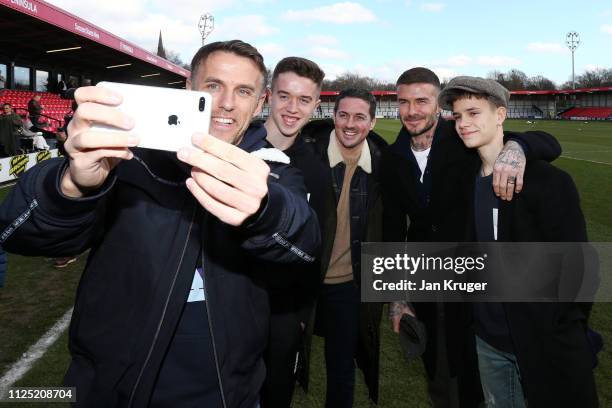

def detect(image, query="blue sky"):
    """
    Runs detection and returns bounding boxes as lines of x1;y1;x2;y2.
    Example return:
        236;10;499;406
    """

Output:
48;0;612;87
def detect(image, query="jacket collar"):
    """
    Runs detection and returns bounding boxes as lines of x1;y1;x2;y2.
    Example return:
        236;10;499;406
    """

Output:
327;129;372;174
238;120;268;153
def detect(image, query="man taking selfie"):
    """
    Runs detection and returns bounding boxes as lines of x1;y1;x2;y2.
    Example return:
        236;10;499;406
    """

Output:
0;40;320;408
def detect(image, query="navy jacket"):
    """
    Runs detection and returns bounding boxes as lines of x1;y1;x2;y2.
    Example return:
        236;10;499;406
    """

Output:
0;123;320;408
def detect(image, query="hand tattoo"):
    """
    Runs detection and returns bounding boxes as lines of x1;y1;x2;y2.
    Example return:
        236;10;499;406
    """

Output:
496;140;525;170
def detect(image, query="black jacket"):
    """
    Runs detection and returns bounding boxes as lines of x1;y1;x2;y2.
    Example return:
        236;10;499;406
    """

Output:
299;119;387;403
380;119;563;407
0;123;320;408
445;155;598;408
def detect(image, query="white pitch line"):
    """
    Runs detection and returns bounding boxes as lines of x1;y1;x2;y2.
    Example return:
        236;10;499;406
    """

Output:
0;182;16;190
0;308;73;398
560;155;612;166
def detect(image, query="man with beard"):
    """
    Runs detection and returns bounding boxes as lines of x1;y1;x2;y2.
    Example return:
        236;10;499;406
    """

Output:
381;67;562;407
0;40;319;408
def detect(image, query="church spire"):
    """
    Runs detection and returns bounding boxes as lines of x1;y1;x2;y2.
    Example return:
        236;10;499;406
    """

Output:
157;30;167;59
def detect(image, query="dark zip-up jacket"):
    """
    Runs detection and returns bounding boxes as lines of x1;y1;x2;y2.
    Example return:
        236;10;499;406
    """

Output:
0;122;320;408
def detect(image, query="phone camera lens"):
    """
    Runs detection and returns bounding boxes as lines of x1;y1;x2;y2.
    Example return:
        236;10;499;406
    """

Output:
199;97;205;112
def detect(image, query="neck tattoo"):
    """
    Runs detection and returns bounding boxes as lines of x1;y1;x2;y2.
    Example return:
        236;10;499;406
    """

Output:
411;135;433;152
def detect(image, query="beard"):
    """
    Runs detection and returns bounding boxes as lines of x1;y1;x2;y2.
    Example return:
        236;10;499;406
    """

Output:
402;113;438;137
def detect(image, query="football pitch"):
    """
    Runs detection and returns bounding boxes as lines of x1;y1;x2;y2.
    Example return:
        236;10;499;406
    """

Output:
0;119;610;407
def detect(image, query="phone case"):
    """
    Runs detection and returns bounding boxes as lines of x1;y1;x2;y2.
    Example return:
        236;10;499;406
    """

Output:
91;81;211;152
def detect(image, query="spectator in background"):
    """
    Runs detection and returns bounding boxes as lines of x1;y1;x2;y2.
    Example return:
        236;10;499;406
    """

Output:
0;73;6;89
27;94;44;128
20;117;50;150
0;103;23;156
57;76;67;96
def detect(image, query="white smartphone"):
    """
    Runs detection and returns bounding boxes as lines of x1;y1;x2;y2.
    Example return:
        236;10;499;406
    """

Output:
91;81;211;152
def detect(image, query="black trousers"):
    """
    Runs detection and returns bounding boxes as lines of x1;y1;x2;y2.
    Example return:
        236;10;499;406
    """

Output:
261;294;303;408
317;281;360;408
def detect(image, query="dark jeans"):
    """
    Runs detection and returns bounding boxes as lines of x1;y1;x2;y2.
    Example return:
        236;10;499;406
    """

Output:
317;281;360;408
476;336;525;408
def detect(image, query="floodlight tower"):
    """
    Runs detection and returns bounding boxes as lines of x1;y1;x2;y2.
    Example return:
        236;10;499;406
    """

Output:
198;14;215;46
565;31;580;90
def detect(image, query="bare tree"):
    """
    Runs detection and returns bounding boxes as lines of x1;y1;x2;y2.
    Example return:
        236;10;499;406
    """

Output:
488;69;557;90
322;72;395;91
574;68;612;88
527;76;556;90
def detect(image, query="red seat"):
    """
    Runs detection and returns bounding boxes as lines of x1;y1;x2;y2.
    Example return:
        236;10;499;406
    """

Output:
561;107;612;119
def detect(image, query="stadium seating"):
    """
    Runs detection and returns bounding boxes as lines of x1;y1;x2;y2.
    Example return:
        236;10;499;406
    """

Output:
0;89;72;132
559;107;612;120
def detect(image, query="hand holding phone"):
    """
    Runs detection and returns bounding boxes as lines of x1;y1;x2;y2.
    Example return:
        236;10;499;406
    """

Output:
62;86;137;198
91;82;212;152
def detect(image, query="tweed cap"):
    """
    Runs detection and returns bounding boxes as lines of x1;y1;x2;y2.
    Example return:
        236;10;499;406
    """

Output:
438;76;510;110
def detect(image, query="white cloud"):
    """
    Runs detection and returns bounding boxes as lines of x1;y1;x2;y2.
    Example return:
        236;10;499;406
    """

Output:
476;56;521;67
303;35;339;47
405;0;412;7
282;2;377;24
213;15;278;38
257;43;286;65
46;0;226;64
71;11;198;63
446;55;471;67
601;24;612;34
309;46;351;60
431;67;460;81
420;3;445;12
526;42;569;54
150;0;235;21
319;63;349;80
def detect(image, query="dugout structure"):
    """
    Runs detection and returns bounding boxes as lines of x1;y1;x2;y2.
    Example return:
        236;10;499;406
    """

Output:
0;0;189;93
0;0;191;183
